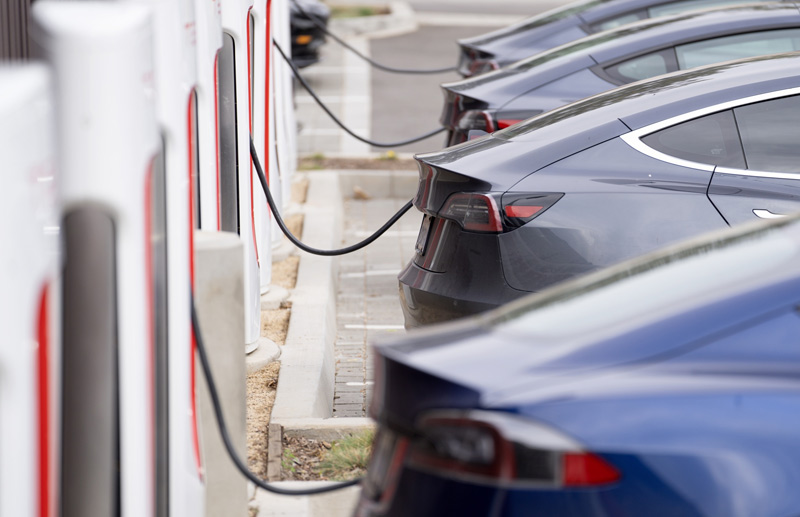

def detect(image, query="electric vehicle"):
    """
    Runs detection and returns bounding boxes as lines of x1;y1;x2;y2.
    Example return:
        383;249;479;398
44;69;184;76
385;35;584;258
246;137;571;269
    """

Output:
456;0;788;77
400;51;800;327
290;0;329;67
360;214;800;517
444;3;800;146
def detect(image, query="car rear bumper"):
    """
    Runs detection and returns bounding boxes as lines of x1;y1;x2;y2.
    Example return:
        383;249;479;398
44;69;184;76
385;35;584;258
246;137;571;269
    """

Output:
398;258;526;328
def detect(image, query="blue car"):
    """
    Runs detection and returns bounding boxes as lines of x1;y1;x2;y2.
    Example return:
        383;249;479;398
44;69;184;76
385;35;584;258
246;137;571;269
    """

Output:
358;215;800;516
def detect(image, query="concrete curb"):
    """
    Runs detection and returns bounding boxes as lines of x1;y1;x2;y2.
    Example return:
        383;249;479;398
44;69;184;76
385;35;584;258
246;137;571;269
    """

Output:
270;170;415;437
270;171;343;423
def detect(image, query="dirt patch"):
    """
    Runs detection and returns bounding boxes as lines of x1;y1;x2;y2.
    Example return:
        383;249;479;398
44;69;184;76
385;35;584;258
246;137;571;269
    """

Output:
246;362;281;477
292;176;309;204
281;436;331;481
298;155;417;171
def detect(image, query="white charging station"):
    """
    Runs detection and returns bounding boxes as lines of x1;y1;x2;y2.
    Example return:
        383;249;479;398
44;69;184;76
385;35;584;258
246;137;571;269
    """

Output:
196;0;224;232
32;2;170;515
275;0;297;214
128;0;206;515
0;63;59;517
220;0;262;347
268;0;285;249
251;0;274;293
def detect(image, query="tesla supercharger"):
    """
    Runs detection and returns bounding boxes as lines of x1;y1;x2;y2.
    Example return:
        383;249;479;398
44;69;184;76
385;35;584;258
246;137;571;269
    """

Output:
128;0;206;515
221;0;262;348
0;64;59;517
269;0;295;249
267;0;284;249
31;2;181;516
251;0;273;293
275;0;296;214
196;0;223;232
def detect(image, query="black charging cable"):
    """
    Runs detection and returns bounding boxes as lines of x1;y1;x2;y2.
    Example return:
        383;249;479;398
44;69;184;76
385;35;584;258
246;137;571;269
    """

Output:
273;39;445;148
251;136;414;256
290;0;456;75
192;295;364;495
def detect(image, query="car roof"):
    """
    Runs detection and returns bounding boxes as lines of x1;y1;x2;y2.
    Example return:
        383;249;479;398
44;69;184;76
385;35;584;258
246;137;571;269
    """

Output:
445;3;800;102
420;52;800;182
460;0;785;51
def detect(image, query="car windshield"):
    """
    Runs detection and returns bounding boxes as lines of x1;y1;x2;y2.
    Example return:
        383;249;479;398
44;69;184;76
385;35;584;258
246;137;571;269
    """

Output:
484;217;800;340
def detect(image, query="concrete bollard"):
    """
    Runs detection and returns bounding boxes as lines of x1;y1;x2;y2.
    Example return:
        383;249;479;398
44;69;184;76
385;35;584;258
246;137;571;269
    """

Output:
193;231;248;517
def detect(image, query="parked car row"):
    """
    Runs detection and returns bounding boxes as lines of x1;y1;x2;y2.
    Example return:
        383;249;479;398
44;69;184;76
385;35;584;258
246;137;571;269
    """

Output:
356;1;800;515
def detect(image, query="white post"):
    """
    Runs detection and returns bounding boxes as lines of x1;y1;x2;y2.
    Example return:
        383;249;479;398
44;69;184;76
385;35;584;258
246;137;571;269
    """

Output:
128;0;206;514
0;63;59;517
32;2;162;515
269;0;285;248
195;0;224;232
251;0;273;293
276;0;297;212
220;0;262;348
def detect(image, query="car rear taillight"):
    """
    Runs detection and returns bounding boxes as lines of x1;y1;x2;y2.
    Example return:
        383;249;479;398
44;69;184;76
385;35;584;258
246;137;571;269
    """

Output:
441;193;503;233
502;192;563;229
563;451;621;486
469;58;499;76
456;109;545;140
409;411;620;487
440;192;562;233
456;110;494;137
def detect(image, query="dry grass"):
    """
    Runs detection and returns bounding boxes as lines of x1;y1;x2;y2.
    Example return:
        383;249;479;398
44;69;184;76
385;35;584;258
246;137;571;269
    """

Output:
317;429;374;481
246;361;281;477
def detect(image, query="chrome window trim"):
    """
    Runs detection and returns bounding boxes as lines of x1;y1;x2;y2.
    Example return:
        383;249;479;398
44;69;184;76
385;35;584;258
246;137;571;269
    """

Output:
715;167;800;181
620;86;800;173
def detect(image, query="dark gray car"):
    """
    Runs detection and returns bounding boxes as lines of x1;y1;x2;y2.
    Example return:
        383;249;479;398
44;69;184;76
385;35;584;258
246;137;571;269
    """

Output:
445;3;800;145
401;52;800;327
457;0;784;76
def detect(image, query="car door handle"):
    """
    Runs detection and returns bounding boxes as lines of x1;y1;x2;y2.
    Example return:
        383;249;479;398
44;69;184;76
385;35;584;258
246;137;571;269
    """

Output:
753;209;786;219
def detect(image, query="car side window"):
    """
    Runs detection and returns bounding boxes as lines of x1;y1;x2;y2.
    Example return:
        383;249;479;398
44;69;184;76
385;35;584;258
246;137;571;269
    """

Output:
676;29;800;70
734;95;800;173
604;49;677;83
641;110;746;168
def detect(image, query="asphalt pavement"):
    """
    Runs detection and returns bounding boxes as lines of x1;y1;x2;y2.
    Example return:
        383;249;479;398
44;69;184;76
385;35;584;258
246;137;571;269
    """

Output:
369;24;501;155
